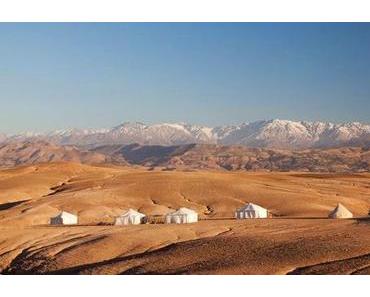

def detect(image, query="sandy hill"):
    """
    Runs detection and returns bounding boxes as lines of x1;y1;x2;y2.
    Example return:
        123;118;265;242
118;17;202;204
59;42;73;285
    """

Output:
0;162;369;227
1;219;369;274
0;162;369;274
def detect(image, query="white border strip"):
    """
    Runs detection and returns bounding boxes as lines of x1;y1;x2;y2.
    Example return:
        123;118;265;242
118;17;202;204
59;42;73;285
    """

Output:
0;0;369;22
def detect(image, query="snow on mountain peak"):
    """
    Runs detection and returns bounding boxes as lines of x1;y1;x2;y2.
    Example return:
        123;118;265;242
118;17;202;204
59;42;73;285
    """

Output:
1;119;369;149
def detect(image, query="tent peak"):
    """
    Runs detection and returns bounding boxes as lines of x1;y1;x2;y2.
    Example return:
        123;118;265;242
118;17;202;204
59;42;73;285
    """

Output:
328;203;353;219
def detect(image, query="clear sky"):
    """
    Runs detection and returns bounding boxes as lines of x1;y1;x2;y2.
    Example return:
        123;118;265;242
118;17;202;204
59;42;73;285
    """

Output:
1;23;370;133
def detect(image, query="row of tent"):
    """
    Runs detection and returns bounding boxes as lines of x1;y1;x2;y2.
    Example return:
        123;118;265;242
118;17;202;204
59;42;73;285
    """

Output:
50;207;199;225
49;202;354;225
114;207;199;225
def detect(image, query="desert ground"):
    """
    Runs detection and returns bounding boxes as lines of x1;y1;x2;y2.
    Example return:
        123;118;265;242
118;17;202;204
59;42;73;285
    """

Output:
0;162;369;274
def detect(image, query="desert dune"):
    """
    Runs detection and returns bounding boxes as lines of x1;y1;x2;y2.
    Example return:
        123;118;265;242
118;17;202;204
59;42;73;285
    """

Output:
0;162;369;274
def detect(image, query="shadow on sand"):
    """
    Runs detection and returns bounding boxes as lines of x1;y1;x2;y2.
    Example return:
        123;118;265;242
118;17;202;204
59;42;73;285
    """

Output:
0;199;30;211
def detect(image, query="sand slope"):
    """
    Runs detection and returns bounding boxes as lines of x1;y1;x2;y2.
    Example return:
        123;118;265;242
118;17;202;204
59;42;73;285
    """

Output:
1;162;369;226
0;162;369;274
1;219;369;274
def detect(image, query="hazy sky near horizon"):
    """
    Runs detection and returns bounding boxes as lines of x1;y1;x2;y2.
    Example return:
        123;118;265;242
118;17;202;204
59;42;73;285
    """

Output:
1;23;370;133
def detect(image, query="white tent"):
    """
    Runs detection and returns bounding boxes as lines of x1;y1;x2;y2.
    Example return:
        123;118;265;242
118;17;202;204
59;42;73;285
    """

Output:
165;207;198;224
115;209;146;225
328;203;353;219
235;203;268;219
50;211;78;225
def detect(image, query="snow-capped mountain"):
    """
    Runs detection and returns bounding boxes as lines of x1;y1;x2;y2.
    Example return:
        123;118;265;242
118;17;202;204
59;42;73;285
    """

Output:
108;122;216;146
2;119;370;149
219;119;370;148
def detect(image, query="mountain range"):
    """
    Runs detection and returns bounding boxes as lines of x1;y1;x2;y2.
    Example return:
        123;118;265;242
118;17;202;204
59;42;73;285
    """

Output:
1;119;370;149
92;143;370;172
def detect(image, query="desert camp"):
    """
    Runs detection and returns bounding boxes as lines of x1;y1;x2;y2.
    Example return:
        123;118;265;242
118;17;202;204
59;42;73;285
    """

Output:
115;209;146;225
0;162;369;276
48;201;359;226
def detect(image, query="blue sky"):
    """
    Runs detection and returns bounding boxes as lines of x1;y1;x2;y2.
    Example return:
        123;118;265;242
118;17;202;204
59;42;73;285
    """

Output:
1;23;369;133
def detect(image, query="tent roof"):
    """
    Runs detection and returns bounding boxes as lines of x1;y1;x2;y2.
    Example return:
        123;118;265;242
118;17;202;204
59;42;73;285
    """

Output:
168;207;198;216
119;208;146;217
238;203;267;212
328;203;353;218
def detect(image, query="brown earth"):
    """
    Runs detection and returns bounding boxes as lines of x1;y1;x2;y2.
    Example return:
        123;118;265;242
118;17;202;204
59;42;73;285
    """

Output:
93;143;370;172
0;140;115;168
2;140;370;173
0;162;369;274
1;219;370;275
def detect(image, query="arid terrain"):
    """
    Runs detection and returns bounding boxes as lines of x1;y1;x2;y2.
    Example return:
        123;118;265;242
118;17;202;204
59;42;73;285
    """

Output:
0;140;114;168
1;140;369;173
93;143;370;172
0;162;369;274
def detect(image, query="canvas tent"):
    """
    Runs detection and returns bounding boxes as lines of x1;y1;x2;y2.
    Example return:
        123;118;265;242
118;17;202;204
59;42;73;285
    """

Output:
165;207;198;224
328;203;353;219
50;211;78;225
115;209;146;225
235;203;268;219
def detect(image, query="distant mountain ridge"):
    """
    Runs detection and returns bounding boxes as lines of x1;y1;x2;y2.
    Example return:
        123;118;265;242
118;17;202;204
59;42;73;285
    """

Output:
0;140;369;172
2;119;370;149
0;140;112;168
92;143;370;172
